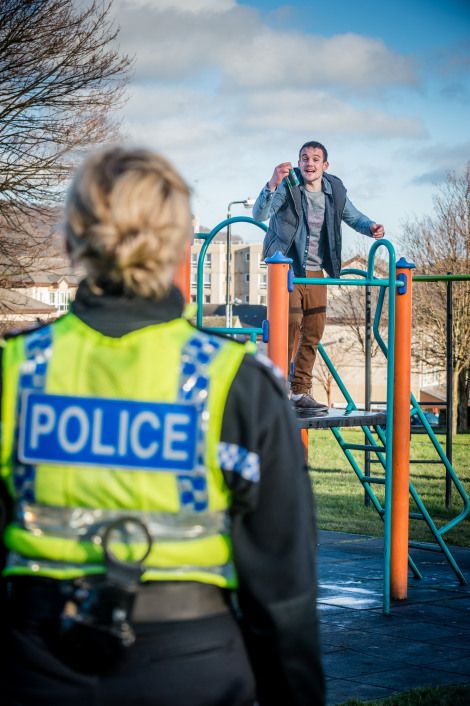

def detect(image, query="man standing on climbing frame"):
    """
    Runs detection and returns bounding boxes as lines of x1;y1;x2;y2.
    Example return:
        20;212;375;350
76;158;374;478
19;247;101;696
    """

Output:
253;141;385;416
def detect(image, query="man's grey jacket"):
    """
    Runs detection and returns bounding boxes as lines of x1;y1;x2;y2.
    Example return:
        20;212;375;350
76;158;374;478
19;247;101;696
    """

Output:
252;168;375;278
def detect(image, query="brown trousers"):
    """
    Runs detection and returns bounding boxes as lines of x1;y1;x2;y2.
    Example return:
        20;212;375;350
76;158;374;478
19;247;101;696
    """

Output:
289;270;327;395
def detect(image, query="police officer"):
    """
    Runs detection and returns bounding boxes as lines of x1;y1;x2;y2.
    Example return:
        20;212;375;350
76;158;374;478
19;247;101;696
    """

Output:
0;148;325;705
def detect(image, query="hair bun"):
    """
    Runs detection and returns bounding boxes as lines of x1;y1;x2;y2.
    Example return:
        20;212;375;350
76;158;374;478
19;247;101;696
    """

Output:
65;147;192;299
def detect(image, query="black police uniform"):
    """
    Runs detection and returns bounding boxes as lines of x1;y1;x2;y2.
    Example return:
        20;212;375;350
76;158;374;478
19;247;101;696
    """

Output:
0;283;325;706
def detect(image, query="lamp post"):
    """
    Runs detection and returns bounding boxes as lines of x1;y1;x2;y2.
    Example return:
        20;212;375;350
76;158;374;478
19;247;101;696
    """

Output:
225;197;255;327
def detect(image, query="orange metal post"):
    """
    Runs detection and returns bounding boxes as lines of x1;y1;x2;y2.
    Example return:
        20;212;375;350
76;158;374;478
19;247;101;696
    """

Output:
390;258;415;600
266;252;292;377
174;240;192;304
266;252;310;460
300;428;309;464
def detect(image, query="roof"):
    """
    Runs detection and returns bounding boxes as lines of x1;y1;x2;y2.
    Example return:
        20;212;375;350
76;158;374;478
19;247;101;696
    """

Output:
420;384;447;402
0;288;56;314
342;255;388;277
7;255;83;287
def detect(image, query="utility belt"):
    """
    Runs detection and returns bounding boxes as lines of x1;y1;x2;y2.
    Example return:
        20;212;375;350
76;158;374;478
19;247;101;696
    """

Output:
5;576;231;674
6;577;230;625
4;518;231;674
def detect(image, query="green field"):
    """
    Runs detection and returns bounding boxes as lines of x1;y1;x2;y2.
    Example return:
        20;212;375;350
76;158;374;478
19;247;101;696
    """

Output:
309;429;470;547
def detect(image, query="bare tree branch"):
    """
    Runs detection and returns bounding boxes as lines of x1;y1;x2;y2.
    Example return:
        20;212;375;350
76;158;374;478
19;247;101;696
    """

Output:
402;166;470;432
0;0;131;293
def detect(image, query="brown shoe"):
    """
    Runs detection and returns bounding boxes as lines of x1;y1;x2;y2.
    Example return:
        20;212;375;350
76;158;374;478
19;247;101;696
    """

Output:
292;393;328;417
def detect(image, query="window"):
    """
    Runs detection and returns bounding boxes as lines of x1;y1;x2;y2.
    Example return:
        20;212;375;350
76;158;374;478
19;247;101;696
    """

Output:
259;273;267;289
244;252;250;262
190;272;197;286
205;253;212;267
244;295;249;303
204;294;211;303
203;273;212;288
259;295;266;305
58;290;69;312
191;252;198;265
49;291;56;305
244;273;250;283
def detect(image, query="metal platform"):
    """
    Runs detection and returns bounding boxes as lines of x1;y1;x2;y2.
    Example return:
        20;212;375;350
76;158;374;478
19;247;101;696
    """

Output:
296;409;387;430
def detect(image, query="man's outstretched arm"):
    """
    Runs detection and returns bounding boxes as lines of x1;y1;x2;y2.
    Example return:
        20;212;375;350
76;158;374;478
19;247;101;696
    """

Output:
342;197;384;239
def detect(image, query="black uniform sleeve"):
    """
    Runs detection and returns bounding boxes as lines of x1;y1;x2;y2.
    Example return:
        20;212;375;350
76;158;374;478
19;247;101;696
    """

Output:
221;354;325;706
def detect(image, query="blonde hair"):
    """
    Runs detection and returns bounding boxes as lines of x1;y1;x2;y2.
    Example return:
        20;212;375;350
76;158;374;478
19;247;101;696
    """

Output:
65;147;192;298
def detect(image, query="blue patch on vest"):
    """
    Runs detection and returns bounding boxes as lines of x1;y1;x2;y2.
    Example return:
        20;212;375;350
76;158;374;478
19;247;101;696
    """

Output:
19;392;198;472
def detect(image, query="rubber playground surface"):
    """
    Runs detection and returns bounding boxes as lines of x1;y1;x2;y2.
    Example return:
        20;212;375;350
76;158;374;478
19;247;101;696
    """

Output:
317;530;470;705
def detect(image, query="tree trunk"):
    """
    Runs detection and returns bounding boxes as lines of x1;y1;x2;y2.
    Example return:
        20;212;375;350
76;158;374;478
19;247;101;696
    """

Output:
457;367;469;433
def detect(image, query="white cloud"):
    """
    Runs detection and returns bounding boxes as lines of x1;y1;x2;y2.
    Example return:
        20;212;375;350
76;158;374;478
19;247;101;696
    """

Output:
108;1;455;239
115;0;236;14
222;32;417;90
113;2;418;91
407;139;470;184
242;89;426;138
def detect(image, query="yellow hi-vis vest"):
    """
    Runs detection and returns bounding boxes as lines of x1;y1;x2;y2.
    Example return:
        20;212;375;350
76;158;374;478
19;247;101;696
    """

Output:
1;314;257;587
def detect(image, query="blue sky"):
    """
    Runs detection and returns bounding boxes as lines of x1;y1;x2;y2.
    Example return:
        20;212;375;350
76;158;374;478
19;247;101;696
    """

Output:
111;0;469;252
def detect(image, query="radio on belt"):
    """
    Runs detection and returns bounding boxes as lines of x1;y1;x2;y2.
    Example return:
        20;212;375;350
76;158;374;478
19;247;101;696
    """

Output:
19;392;198;471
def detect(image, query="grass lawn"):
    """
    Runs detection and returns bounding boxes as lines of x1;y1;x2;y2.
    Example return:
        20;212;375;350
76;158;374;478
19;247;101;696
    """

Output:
339;683;470;706
309;429;470;547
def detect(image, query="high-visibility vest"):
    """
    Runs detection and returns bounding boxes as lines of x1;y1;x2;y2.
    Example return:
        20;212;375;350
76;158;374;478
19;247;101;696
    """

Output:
1;313;258;587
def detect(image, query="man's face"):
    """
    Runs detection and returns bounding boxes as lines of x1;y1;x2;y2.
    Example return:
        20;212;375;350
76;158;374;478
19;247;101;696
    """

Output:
298;147;329;186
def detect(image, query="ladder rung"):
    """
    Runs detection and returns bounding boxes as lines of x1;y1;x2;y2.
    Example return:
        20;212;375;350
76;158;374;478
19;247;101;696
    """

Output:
408;541;443;553
410;459;441;464
409;512;425;520
342;443;386;453
360;476;385;485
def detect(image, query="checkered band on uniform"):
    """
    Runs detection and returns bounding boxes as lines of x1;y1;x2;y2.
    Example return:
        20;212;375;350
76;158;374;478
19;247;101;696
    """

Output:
14;326;53;502
217;443;260;483
176;332;223;512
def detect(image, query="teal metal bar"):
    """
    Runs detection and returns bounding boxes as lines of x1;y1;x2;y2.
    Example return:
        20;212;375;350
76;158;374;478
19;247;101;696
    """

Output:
196;217;268;329
317;247;427;597
318;342;356;410
201;326;262;336
330;426;385;514
367;239;396;615
371;271;469;586
409;394;469;537
340;268;368;278
293;277;400;287
201;326;262;339
193;222;469;609
407;484;466;584
342;443;386;452
328;424;421;583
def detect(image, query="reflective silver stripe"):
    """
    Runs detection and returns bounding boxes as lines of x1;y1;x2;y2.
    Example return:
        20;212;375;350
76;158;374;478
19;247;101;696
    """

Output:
6;551;236;583
18;502;229;542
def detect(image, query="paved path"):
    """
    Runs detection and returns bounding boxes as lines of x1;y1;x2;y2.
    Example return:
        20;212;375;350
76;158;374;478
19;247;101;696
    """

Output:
317;530;470;705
